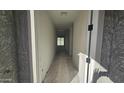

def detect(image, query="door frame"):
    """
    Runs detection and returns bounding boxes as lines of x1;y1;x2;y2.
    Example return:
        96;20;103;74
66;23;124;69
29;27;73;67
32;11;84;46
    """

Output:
29;10;38;83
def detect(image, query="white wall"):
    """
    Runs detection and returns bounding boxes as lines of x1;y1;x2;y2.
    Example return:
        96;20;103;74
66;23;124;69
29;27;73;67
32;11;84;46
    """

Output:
70;11;108;83
69;27;73;56
90;11;105;62
72;11;90;69
94;11;105;62
72;10;104;68
34;11;56;82
88;11;105;82
79;11;105;82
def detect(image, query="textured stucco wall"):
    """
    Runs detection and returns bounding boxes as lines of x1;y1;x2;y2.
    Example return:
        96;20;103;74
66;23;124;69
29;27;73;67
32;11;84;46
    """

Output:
0;11;18;82
14;11;32;83
0;10;32;83
101;10;124;82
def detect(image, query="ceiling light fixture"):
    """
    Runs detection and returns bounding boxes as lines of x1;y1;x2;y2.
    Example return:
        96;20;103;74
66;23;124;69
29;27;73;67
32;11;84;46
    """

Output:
60;12;68;16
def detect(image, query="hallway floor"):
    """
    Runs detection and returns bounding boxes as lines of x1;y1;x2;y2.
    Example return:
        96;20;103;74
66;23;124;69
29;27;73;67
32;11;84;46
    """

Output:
43;52;78;83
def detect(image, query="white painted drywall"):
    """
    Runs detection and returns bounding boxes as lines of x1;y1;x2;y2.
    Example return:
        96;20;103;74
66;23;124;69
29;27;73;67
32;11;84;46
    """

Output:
71;10;110;83
81;10;107;83
34;11;56;82
69;27;73;56
72;10;105;73
94;11;105;62
72;11;90;69
90;10;105;61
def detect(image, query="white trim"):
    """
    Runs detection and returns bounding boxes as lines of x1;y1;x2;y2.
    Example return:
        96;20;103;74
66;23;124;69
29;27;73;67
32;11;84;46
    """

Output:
30;10;37;83
95;10;105;62
90;10;105;82
86;10;105;82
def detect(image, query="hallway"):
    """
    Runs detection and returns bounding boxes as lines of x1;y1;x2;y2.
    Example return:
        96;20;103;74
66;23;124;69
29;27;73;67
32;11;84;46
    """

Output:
1;10;124;83
34;10;90;83
43;52;78;83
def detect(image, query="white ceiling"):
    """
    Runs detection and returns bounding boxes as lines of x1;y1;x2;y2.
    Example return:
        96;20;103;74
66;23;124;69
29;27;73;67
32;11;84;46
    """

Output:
48;10;80;31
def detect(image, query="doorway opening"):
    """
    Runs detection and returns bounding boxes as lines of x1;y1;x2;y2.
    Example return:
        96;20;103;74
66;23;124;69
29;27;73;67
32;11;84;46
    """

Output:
34;10;90;83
